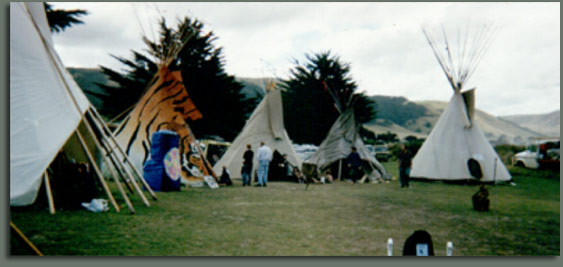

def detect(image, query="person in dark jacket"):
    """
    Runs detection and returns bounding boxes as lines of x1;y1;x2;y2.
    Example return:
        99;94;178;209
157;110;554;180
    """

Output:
219;166;233;186
397;145;413;188
346;146;362;184
241;144;254;186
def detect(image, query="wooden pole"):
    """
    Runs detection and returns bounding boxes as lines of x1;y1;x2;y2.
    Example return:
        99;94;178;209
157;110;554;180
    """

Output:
74;130;120;212
493;158;497;186
106;153;135;194
79;113;136;213
86;110;151;207
88;109;157;201
338;159;343;181
43;172;56;215
10;221;43;256
106;149;150;207
102;155;136;214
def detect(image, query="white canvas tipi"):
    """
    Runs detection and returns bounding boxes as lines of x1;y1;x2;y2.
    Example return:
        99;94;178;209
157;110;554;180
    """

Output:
10;2;151;213
410;25;511;182
305;107;389;180
213;85;301;178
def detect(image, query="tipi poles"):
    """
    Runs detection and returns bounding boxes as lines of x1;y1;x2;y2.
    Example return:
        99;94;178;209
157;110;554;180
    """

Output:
88;108;157;201
83;112;148;209
74;130;120;213
106;151;150;207
79;113;136;213
105;153;135;194
10;221;43;256
43;172;55;215
102;156;136;214
85;110;151;207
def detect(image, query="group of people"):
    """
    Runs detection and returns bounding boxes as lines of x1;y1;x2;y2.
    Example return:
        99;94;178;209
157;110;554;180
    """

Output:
241;142;274;187
220;142;414;188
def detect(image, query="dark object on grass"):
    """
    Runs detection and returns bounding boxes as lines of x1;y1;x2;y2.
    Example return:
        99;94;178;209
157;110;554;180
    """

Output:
403;230;434;256
467;158;483;179
219;166;233;186
301;163;319;190
472;184;490;211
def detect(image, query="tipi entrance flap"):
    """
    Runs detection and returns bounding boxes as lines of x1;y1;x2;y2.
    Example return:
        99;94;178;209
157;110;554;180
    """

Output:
266;89;285;140
462;88;476;126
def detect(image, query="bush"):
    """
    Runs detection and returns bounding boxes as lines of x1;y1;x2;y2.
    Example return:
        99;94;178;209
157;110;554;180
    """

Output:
495;144;526;165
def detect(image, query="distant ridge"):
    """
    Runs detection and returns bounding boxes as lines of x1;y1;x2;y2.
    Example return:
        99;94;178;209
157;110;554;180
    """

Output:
365;96;543;145
65;68;549;145
501;110;560;137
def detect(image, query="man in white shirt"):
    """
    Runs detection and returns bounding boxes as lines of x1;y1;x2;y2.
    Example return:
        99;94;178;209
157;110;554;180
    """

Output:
256;142;273;187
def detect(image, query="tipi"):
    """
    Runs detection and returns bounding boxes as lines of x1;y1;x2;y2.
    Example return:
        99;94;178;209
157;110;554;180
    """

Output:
305;107;389;181
213;83;301;179
112;24;217;184
10;2;153;214
410;25;511;182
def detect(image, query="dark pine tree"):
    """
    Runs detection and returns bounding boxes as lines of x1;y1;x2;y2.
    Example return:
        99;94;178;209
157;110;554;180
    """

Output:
280;51;377;145
44;3;88;33
98;17;254;141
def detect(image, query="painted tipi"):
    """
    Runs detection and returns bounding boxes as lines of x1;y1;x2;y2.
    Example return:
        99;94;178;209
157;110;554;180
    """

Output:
112;24;217;184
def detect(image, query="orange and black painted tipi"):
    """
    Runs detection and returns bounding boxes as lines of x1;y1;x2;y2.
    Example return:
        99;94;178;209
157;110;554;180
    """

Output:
113;28;217;183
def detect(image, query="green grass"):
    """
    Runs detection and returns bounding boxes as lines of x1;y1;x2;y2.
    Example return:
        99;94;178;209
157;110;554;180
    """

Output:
10;161;560;256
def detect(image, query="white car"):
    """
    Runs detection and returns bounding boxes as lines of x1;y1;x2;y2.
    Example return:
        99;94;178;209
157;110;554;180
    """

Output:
513;137;560;169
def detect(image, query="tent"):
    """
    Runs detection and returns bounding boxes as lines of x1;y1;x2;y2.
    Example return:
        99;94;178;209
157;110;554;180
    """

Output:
112;32;217;184
410;25;511;182
305;107;389;181
213;86;301;179
10;2;153;214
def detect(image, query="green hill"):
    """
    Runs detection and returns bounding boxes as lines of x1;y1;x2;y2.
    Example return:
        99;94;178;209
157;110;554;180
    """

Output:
66;68;543;145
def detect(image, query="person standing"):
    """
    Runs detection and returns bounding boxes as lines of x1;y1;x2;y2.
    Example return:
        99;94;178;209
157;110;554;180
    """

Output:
346;146;362;184
398;144;413;188
256;142;273;187
241;144;254;187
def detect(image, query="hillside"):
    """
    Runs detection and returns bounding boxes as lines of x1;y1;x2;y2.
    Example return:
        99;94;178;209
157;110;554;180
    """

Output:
501;110;560;137
65;68;546;145
367;97;542;145
67;67;116;111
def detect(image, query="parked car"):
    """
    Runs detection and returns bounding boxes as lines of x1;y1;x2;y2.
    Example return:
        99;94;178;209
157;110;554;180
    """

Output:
366;144;392;162
513;137;560;169
374;145;392;162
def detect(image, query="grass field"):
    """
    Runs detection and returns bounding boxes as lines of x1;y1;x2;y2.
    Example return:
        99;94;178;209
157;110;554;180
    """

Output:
10;161;560;256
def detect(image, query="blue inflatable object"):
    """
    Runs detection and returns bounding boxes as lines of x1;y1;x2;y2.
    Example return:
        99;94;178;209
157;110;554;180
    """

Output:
143;130;181;192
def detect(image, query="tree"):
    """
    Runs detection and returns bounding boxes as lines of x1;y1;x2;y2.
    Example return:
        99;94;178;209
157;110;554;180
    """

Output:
98;17;254;141
375;131;399;143
280;51;377;145
360;127;377;145
44;3;88;33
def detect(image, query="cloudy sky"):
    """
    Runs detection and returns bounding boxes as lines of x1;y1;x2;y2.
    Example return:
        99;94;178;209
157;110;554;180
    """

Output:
50;2;559;117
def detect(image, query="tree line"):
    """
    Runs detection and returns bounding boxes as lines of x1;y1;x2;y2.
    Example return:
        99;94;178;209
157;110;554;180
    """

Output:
47;4;378;145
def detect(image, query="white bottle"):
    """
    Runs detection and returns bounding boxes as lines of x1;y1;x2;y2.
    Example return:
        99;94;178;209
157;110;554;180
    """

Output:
387;238;393;256
446;241;453;256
